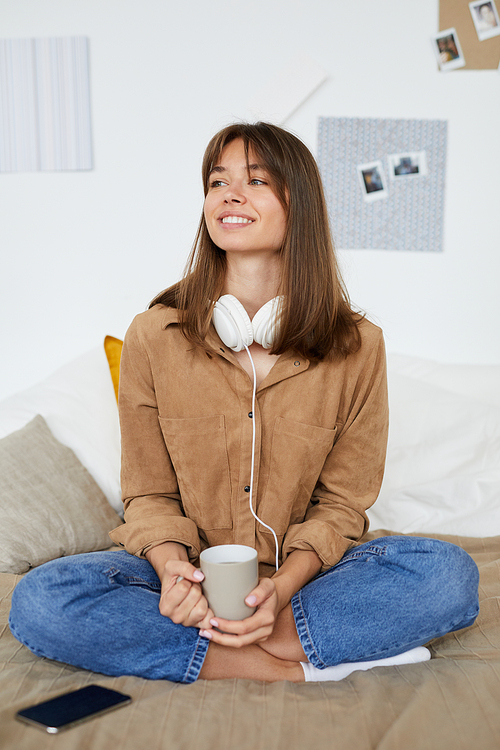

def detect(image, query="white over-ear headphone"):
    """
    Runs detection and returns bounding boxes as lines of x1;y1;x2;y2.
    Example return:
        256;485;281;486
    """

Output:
212;293;282;570
212;294;282;351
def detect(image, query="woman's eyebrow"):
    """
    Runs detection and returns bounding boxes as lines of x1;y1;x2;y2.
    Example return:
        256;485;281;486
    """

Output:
209;163;264;176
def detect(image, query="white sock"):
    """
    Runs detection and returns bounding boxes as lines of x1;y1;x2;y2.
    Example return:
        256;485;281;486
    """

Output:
300;646;431;682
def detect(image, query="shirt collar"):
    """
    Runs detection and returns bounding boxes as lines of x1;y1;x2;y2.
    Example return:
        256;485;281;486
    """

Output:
159;305;310;388
160;307;181;329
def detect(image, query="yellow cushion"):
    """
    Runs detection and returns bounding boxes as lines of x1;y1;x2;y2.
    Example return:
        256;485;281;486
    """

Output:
104;336;123;402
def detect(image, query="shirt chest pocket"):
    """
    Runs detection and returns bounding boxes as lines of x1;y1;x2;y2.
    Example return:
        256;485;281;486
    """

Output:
158;415;232;530
258;417;338;535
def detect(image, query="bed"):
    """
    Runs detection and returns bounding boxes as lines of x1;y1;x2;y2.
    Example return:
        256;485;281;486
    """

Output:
1;341;499;749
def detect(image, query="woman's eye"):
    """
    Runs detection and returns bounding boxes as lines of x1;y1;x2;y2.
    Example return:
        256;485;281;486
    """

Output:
209;179;226;188
249;178;266;185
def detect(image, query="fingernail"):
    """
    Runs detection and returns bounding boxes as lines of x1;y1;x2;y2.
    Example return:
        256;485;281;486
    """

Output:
209;619;219;628
193;570;204;581
199;630;212;639
246;595;257;606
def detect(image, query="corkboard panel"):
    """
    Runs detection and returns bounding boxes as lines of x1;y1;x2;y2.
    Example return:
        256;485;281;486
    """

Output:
440;0;500;69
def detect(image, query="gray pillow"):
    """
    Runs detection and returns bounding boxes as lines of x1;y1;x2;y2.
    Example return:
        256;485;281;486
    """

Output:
0;414;122;574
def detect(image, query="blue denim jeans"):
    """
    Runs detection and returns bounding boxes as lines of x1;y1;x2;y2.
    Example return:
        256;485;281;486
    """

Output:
9;536;479;683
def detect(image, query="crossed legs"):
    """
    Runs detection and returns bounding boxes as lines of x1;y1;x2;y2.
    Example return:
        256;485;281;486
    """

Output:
9;538;479;684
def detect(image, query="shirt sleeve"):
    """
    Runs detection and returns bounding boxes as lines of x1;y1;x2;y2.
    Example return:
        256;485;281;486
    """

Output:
108;314;202;561
281;325;389;571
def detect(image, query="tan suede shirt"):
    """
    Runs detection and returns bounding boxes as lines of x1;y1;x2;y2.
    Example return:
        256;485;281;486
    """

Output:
109;305;389;574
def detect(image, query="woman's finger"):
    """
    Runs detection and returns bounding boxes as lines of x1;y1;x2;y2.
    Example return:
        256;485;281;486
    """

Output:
159;578;191;618
199;622;274;648
198;581;280;645
244;577;276;607
194;606;215;631
214;605;275;633
163;560;204;587
182;592;211;628
160;578;206;623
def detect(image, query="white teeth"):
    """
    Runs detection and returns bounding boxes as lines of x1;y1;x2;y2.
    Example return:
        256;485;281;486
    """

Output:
221;216;252;224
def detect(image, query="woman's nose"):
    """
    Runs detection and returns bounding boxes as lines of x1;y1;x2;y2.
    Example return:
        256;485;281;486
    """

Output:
223;185;246;204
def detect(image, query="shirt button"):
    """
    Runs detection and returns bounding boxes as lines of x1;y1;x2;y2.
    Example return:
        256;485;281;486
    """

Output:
244;486;251;493
248;412;253;418
294;360;300;367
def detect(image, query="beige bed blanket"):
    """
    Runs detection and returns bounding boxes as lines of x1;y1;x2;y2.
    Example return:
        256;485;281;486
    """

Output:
1;532;500;750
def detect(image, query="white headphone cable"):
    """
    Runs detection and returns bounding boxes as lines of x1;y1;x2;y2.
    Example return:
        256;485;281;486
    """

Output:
243;344;279;571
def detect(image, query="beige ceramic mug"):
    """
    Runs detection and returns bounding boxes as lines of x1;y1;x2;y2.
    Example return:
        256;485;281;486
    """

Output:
200;544;258;621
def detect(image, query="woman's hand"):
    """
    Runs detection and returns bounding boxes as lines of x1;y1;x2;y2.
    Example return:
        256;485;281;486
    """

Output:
199;577;281;648
146;542;214;630
158;560;215;629
200;549;323;648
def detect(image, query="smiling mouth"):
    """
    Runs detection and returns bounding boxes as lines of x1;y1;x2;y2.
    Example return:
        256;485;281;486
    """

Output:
221;216;253;224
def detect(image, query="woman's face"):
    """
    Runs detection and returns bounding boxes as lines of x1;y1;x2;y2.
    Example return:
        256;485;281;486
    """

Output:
203;139;287;258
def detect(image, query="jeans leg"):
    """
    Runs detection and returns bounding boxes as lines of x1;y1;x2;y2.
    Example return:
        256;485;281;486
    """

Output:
9;551;209;683
291;536;480;669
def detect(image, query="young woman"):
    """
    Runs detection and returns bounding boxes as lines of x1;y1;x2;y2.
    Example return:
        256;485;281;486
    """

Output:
9;123;479;684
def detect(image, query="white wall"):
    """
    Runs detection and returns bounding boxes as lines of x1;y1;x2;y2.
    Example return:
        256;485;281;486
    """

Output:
1;0;499;400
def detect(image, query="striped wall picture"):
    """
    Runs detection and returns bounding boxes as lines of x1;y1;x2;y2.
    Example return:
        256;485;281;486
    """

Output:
0;37;92;172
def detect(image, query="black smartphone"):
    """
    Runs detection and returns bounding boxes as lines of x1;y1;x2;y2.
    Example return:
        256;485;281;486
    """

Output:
15;684;131;733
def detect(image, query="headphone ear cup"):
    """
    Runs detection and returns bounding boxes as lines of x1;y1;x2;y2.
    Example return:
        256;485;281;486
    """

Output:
252;297;282;349
212;295;254;352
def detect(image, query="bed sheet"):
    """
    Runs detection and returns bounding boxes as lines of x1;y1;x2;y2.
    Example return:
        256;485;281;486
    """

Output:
1;532;499;750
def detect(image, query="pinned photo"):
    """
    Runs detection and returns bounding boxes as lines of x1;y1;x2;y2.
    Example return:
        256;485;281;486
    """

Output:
357;161;388;202
388;152;428;179
433;28;466;71
469;1;500;41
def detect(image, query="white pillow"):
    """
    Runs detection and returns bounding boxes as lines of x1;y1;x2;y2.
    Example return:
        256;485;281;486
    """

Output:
368;370;500;536
2;347;498;537
0;346;121;514
387;353;500;407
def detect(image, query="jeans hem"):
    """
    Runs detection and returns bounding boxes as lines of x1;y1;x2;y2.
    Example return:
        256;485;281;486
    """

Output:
291;590;326;668
182;633;210;683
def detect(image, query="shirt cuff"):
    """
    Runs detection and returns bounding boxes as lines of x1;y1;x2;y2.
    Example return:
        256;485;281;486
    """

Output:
109;517;201;562
282;520;359;571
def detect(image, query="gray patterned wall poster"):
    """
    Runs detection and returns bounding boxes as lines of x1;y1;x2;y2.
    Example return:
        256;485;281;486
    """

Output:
317;117;448;252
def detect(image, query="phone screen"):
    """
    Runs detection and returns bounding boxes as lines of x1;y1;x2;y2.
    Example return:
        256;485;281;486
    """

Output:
16;684;131;733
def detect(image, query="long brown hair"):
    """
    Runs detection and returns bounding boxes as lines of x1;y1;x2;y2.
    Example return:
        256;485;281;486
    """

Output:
150;122;361;360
